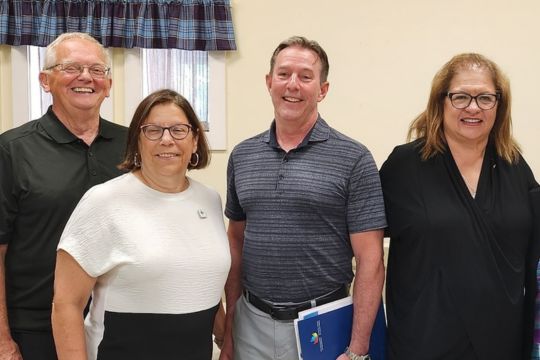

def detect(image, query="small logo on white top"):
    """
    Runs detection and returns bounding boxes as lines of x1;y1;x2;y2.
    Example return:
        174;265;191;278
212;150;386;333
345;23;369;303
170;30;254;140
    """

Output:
197;209;207;219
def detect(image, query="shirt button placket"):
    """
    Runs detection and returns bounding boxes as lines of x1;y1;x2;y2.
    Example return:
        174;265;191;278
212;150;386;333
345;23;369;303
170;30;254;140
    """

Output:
88;149;98;180
276;153;289;193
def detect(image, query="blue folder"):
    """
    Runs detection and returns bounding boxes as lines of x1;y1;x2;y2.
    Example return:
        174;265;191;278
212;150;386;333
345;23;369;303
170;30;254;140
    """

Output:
296;301;387;360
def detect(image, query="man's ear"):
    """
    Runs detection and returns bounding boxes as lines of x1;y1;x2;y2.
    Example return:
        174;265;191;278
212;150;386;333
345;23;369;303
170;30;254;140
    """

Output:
105;78;112;98
317;81;329;102
265;73;272;92
39;72;51;93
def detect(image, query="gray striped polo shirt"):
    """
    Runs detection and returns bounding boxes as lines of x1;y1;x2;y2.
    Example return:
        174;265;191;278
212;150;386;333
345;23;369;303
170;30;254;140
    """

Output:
225;117;386;302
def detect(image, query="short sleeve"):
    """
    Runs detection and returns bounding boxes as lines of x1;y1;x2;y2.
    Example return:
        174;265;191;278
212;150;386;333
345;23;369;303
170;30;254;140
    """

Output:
58;187;127;277
0;143;16;245
224;151;246;221
346;148;387;234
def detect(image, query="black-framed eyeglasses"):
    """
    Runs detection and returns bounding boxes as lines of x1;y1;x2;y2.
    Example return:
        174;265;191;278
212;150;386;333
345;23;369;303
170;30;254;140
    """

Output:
45;62;110;79
140;124;193;141
447;92;500;110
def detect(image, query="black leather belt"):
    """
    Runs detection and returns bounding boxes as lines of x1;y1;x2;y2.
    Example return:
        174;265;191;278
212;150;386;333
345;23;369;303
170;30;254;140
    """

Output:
243;285;349;321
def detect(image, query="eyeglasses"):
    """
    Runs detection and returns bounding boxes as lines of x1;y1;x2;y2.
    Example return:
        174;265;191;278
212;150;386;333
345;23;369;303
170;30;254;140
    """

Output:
46;62;110;79
447;92;500;110
140;124;193;141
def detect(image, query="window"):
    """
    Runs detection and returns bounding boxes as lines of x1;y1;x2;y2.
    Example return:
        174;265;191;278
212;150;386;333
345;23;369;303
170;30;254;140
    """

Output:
142;49;209;130
134;48;226;150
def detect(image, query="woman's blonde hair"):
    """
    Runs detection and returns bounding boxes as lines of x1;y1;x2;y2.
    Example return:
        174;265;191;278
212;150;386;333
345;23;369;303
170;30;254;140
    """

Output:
408;53;520;163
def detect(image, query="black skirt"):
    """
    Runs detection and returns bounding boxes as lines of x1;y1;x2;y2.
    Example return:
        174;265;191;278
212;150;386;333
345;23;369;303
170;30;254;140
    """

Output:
97;304;219;360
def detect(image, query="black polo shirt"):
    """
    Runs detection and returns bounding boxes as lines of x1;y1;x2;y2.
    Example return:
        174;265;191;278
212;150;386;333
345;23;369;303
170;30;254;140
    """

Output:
0;107;127;331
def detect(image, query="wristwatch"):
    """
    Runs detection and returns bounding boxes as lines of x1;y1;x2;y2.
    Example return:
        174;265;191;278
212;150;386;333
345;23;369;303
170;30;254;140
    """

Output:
345;347;371;360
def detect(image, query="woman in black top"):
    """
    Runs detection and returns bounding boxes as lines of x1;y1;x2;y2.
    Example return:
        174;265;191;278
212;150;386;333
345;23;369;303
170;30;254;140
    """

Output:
380;53;539;359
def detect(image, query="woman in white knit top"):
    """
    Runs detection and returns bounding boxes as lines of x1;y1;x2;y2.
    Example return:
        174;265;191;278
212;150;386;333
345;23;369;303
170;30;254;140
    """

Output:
52;89;231;360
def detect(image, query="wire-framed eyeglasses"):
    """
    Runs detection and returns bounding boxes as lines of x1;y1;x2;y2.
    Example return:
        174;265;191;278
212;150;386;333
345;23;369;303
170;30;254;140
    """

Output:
447;92;500;110
140;124;193;141
45;62;110;79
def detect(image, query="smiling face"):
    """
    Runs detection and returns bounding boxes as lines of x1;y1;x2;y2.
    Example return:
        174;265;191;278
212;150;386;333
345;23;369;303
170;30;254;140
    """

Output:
138;102;198;189
265;46;329;127
39;38;112;119
443;66;497;148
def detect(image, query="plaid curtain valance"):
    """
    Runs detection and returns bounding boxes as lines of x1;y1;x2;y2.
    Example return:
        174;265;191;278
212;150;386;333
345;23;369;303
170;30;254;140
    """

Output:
0;0;236;50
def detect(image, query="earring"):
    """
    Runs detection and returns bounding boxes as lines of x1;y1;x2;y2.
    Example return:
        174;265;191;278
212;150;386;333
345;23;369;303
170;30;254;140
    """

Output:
134;153;141;167
189;152;199;167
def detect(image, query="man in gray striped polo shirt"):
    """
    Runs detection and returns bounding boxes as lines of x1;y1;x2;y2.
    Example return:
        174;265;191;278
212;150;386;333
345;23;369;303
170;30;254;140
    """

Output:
220;36;386;360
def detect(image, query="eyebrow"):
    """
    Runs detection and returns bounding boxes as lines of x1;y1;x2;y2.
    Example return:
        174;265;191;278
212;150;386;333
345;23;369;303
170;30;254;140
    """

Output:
275;64;315;73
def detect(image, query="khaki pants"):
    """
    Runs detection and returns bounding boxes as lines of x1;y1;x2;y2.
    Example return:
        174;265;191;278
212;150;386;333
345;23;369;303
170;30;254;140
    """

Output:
233;295;300;360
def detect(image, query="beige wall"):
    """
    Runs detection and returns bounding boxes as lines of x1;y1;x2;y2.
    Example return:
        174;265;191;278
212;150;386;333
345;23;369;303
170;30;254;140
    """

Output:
190;0;540;201
1;0;540;202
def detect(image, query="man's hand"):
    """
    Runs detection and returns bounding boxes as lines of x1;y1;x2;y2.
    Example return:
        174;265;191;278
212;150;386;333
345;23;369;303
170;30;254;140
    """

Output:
218;336;233;360
213;300;226;350
0;337;23;360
